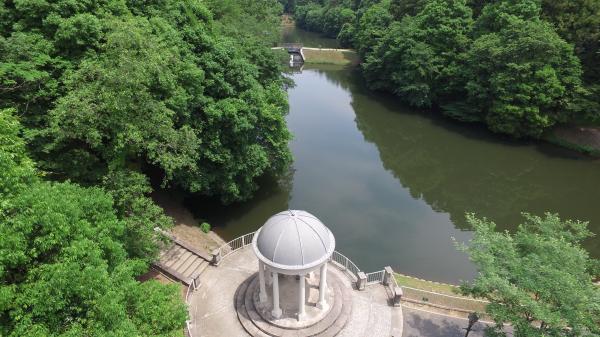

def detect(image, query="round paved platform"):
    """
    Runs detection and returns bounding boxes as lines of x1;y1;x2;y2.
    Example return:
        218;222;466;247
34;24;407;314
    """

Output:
188;246;402;337
236;271;352;336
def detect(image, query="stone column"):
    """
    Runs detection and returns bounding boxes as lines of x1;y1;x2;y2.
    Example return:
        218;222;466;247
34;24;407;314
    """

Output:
210;248;221;265
266;267;273;285
298;274;306;320
271;272;282;318
383;266;394;286
317;263;328;310
357;272;367;290
258;261;267;303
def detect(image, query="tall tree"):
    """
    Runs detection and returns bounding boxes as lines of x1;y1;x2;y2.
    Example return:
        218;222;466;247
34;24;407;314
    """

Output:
353;1;393;57
0;110;187;336
362;0;473;107
541;0;600;82
464;10;582;137
458;213;600;337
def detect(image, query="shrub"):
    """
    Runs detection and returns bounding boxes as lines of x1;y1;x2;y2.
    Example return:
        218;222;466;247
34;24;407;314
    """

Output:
200;222;211;233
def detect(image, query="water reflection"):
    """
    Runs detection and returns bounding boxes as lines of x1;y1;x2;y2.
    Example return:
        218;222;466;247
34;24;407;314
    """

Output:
186;65;600;284
280;25;340;48
323;66;600;251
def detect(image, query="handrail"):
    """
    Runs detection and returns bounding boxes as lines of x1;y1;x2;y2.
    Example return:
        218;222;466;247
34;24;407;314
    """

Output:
216;231;256;261
185;320;193;337
365;270;385;284
185;279;196;303
214;232;383;287
207;230;496;316
330;250;361;281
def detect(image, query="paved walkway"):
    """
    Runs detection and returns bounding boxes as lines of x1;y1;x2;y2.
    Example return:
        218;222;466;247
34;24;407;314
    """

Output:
188;246;401;337
402;306;487;337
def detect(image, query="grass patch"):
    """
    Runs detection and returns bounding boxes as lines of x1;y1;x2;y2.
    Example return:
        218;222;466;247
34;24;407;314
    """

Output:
395;273;489;312
303;49;359;66
394;273;459;296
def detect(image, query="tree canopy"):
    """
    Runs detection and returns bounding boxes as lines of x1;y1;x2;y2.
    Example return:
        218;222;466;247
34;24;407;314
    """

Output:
287;0;599;137
458;213;600;337
0;1;290;335
0;110;188;336
0;0;291;204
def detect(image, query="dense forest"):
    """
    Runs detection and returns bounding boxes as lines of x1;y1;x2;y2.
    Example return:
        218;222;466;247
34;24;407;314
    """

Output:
284;0;600;138
0;0;289;335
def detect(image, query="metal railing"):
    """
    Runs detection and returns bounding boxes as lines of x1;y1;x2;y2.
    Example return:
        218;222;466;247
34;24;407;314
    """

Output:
217;231;256;260
366;270;385;285
330;250;361;281
184;273;204;337
184;279;196;337
185;320;193;337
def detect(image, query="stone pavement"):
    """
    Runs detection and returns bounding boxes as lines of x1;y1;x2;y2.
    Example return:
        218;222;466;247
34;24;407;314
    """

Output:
402;306;514;337
188;246;402;337
402;306;487;337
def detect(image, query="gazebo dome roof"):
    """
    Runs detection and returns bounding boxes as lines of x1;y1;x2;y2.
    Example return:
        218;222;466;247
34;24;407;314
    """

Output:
252;210;335;271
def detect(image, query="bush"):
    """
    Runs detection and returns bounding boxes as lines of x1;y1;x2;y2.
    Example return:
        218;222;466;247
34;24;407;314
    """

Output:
200;222;211;233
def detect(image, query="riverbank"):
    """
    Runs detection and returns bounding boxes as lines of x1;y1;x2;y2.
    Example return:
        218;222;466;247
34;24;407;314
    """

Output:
545;125;600;156
151;189;225;252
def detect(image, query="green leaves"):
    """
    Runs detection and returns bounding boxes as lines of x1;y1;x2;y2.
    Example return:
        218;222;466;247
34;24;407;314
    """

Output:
363;0;473;108
459;213;600;337
361;0;583;138
0;117;186;336
2;0;292;205
1;1;291;335
0;110;36;200
465;14;582;137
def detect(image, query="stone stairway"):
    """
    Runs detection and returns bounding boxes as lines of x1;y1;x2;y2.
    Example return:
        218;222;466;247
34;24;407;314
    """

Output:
156;244;209;285
152;228;213;286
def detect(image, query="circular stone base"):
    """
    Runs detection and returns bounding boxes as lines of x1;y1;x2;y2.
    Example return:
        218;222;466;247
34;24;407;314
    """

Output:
236;269;352;337
252;273;334;329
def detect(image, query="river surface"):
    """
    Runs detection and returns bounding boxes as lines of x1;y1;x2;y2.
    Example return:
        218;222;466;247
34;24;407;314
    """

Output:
191;29;600;284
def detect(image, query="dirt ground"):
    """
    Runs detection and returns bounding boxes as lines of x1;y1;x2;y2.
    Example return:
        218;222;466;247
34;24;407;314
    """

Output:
151;189;226;254
550;125;600;154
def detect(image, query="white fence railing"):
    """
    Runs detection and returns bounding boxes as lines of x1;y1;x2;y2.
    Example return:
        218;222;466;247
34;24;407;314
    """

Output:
216;232;384;288
330;250;361;281
185;279;196;337
217;231;256;260
366;270;385;285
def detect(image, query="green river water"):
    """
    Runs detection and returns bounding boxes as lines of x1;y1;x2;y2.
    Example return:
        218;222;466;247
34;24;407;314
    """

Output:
191;28;600;284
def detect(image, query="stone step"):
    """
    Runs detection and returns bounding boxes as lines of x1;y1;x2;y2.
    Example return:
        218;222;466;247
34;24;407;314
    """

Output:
180;257;202;277
238;272;351;337
164;246;188;268
185;260;209;279
170;251;193;271
175;253;197;274
237;277;271;337
155;242;211;285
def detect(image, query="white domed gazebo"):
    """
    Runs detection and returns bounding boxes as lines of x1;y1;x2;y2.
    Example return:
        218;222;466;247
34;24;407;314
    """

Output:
252;210;335;321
